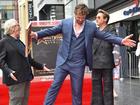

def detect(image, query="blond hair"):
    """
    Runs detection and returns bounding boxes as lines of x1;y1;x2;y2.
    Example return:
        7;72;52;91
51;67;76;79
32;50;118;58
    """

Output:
74;3;89;16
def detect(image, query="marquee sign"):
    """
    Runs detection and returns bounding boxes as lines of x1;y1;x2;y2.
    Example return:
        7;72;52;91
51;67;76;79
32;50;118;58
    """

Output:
123;0;140;16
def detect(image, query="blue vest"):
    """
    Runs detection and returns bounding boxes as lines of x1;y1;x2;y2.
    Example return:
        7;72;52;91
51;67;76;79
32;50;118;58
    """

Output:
64;29;86;67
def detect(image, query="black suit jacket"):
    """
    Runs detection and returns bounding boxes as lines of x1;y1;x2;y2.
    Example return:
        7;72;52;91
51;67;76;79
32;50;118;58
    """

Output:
0;35;43;86
92;26;115;69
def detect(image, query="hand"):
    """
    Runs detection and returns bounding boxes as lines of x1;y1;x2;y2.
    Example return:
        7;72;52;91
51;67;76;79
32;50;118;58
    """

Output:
43;65;51;72
30;31;38;39
9;71;18;81
121;34;136;47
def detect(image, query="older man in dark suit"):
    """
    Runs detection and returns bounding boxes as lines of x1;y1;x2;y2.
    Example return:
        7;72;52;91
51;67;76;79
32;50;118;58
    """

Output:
0;19;50;105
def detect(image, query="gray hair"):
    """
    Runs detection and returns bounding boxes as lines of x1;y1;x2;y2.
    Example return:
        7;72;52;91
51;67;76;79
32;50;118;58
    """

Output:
4;19;18;35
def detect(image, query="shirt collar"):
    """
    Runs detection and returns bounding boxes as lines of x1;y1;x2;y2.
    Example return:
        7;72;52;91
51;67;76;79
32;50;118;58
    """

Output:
73;17;85;27
73;18;85;37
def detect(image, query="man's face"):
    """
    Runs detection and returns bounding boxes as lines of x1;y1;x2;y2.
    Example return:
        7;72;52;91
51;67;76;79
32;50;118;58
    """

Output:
75;14;86;25
96;13;107;27
13;23;20;38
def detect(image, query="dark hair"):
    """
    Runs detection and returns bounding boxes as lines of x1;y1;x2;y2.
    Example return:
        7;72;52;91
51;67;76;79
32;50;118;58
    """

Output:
97;9;110;23
74;3;89;16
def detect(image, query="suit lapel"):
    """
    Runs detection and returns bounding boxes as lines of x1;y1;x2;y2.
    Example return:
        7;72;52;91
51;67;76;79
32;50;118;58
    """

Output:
93;40;102;54
6;36;25;57
67;19;73;46
85;20;89;47
93;26;108;54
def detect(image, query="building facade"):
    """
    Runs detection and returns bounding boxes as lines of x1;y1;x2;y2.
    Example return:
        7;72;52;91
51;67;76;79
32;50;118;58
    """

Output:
0;0;18;39
33;0;65;20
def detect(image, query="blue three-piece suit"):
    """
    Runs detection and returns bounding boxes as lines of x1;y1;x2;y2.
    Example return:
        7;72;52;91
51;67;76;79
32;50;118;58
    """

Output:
37;18;122;105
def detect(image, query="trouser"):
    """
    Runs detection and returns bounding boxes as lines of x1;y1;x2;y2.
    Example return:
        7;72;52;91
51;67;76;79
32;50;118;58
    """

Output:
44;65;85;105
91;69;114;105
8;81;30;105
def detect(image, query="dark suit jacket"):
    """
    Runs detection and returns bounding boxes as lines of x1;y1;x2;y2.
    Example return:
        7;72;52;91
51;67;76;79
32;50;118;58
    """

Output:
92;26;116;69
0;35;43;86
37;18;123;70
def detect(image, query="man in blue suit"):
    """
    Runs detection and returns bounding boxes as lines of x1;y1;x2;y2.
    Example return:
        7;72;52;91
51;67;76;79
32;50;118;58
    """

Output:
31;4;135;105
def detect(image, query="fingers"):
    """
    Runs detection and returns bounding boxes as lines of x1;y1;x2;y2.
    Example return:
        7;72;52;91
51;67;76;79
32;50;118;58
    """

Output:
30;31;35;38
129;44;136;47
43;66;51;72
125;34;133;39
122;34;136;47
128;41;136;47
11;70;15;74
9;72;18;81
128;39;136;47
30;31;37;39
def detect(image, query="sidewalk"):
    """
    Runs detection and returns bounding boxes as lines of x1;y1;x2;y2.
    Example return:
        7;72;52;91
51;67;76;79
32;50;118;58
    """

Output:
114;78;140;105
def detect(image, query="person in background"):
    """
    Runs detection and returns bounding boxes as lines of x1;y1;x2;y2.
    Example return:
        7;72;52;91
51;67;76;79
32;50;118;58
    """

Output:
135;37;140;76
0;19;50;105
112;44;121;98
30;4;135;105
91;9;120;105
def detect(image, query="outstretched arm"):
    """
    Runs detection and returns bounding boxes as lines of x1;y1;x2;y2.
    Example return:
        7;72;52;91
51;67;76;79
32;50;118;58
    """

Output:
30;22;62;39
95;28;136;47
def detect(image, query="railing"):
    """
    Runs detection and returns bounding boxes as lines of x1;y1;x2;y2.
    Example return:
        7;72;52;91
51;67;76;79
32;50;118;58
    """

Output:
128;51;139;78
